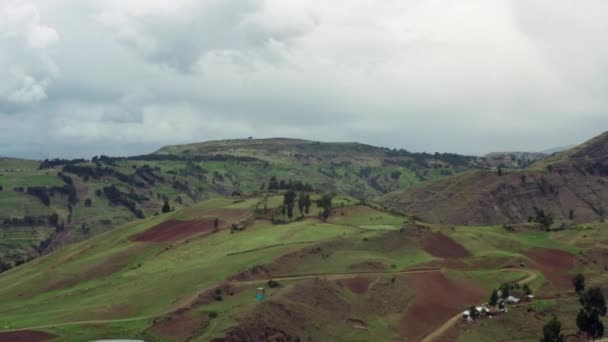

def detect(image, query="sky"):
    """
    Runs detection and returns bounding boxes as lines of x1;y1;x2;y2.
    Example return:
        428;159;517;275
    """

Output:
1;0;608;159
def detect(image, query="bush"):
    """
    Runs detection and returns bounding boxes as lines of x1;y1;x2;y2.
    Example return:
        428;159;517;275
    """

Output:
209;311;218;319
267;279;281;288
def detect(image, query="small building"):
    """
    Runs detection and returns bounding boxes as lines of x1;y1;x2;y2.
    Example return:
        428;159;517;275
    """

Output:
256;287;265;301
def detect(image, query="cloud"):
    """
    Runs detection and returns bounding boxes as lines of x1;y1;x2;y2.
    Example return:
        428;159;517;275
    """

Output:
0;0;59;106
1;0;608;159
95;0;317;72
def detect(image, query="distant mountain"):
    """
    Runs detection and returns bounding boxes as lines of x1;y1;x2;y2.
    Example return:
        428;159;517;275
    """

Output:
381;131;608;225
481;151;548;168
540;144;577;155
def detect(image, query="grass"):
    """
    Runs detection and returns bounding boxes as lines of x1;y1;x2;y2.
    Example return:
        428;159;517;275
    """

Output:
0;193;606;341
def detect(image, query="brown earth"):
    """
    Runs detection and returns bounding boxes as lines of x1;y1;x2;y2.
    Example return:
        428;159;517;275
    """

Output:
149;309;210;341
524;248;577;289
339;276;375;294
420;232;471;258
36;244;148;295
129;219;216;243
397;271;485;341
0;331;56;342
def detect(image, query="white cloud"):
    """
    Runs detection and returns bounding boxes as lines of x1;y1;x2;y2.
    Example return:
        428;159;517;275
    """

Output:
1;0;608;158
0;0;59;106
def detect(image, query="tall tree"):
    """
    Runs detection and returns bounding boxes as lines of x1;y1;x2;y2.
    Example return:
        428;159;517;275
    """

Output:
540;317;564;342
283;190;296;219
499;283;510;300
573;274;585;294
577;287;606;340
488;289;499;306
162;200;171;213
317;194;333;221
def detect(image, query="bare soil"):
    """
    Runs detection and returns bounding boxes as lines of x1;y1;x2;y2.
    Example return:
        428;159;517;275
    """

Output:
129;219;215;243
421;232;471;258
0;331;56;342
397;271;485;341
525;248;577;289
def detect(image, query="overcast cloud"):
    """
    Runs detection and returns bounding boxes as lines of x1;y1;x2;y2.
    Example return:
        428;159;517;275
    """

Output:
1;0;607;159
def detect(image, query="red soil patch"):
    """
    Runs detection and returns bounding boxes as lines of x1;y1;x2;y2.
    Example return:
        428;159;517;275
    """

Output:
36;244;147;295
150;309;209;341
397;271;484;341
0;331;56;342
525;248;577;289
421;232;470;258
130;219;215;243
339;276;375;294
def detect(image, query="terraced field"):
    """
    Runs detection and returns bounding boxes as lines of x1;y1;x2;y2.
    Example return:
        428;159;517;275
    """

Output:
1;193;604;341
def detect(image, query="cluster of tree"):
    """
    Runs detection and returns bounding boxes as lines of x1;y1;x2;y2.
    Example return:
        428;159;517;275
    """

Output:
2;214;57;227
280;191;313;219
572;274;606;339
39;158;87;169
385;149;477;168
116;153;260;163
103;185;145;218
268;176;314;192
528;208;554;230
171;180;199;201
317;194;333;221
135;165;165;185
26;187;51;206
63;164;146;188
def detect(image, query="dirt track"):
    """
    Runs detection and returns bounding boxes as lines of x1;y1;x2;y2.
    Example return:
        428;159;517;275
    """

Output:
420;269;538;342
0;267;534;337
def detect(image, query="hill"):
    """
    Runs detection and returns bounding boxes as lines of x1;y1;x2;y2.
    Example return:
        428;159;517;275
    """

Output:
0;138;483;266
1;193;606;341
381;131;608;225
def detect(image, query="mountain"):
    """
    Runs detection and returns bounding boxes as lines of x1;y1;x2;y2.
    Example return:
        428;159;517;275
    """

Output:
381;131;608;225
0;138;483;266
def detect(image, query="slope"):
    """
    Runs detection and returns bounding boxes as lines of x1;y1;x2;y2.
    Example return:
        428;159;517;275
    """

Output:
381;131;608;225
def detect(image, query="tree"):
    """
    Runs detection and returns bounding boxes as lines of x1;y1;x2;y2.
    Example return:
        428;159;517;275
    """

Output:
499;283;511;300
576;288;606;340
573;274;585;294
467;305;480;319
523;284;532;297
497;166;503;176
540;317;564;342
317;194;333;221
268;176;279;191
283;190;296;219
84;198;92;207
303;194;312;214
488;289;499;306
297;193;306;217
162;200;171;213
577;309;604;340
579;287;607;316
214;218;219;231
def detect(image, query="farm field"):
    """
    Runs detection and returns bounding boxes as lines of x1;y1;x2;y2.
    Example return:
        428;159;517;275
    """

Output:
0;194;605;341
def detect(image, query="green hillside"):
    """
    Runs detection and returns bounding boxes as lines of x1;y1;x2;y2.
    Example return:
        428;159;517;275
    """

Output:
0;139;483;266
0;191;606;341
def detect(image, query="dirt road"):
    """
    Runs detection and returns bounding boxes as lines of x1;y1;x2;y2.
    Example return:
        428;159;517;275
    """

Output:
421;269;538;342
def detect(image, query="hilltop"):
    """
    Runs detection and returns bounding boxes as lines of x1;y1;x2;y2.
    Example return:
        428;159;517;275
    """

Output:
0;138;482;266
381;131;608;225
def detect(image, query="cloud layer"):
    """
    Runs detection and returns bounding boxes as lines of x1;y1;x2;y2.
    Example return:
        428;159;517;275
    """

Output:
1;0;607;158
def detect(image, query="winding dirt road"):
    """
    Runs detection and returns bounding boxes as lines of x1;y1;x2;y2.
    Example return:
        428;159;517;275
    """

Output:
420;269;538;342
